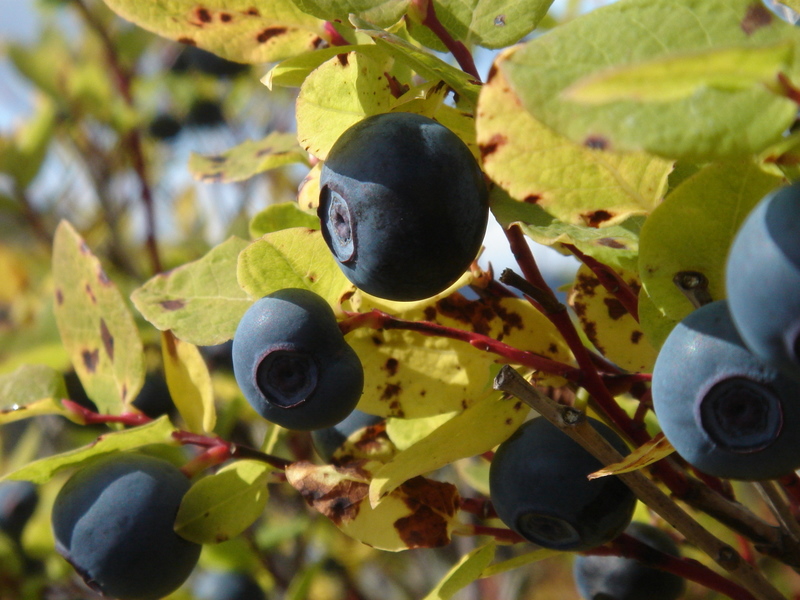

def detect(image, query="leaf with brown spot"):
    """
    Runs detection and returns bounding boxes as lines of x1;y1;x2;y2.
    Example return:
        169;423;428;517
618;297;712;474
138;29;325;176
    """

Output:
100;0;324;64
53;221;144;414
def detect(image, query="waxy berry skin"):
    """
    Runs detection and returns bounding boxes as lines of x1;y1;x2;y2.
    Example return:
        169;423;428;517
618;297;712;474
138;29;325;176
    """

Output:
319;112;489;302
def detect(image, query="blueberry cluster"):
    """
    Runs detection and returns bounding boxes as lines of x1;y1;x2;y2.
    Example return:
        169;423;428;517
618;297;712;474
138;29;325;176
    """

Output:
652;183;800;481
318;112;490;302
232;288;364;431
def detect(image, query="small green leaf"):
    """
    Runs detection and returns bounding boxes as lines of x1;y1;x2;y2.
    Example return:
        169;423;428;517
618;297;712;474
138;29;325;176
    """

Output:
638;161;782;347
263;44;383;89
52;221;145;414
188;133;309;183
237;228;353;307
564;42;796;104
1;417;176;484
480;547;560;577
249;202;320;239
161;333;216;434
100;0;324;63
423;542;496;600
0;364;66;409
369;394;529;505
131;236;252;346
292;0;408;29
175;460;271;544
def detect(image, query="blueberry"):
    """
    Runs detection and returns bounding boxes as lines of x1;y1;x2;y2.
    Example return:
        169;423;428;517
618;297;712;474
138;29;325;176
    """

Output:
186;99;225;128
489;417;636;551
573;522;686;600
651;300;800;480
726;182;800;380
311;409;384;462
199;340;234;372
171;46;249;78
147;114;182;141
318;112;489;301
0;480;38;541
232;288;364;431
192;569;266;600
51;453;201;600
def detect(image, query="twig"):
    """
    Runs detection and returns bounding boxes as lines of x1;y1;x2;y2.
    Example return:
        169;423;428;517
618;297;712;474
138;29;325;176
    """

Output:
493;365;787;600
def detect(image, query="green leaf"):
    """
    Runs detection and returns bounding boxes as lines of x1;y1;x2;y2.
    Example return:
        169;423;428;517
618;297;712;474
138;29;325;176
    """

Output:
100;0;325;63
3;100;57;189
423;542;496;600
237;228;353;307
249;202;319;238
564;42;796;104
52;221;145;414
161;332;216;434
347;293;571;419
1;417;176;484
263;44;384;89
352;16;482;107
369;394;529;504
480;547;560;577
131;236;252;346
0;365;79;426
638;161;783;347
175;460;271;544
292;0;408;28
499;0;800;160
489;188;643;274
478;64;672;229
188;132;309;183
296;50;395;159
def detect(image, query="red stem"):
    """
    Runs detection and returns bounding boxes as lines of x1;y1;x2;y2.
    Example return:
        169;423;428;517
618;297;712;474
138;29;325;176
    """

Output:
61;399;153;427
412;0;481;82
339;309;582;380
564;243;639;321
172;431;292;471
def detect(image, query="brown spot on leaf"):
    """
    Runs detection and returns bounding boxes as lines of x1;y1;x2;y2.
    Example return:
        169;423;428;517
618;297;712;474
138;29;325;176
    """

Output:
312;36;325;49
287;461;371;526
55;288;64;305
178;37;197;45
257;27;286;43
423;306;437;322
100;319;114;361
573;272;598;297
220;12;232;22
245;7;260;16
371;336;383;346
336;53;349;67
160;299;186;311
97;267;112;286
741;3;772;35
522;194;542;204
85;283;97;305
82;349;100;373
597;238;625;249
209;155;226;163
381;383;401;401
582;210;613;228
394;477;458;548
631;330;643;344
548;343;558;355
384;358;399;376
487;64;499;82
584;136;610;150
195;7;212;22
603;297;627;320
479;133;506;158
121;383;128;402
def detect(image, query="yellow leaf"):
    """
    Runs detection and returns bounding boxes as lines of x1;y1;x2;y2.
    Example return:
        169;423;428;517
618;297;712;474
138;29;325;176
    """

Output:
588;433;674;479
161;332;216;434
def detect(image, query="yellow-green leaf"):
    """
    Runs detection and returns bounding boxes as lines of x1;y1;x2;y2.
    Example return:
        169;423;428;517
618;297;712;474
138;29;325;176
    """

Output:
564;42;796;104
1;417;176;484
423;542;496;600
175;459;271;544
588;433;674;479
480;547;560;577
161;332;216;434
52;221;144;414
131;236;251;346
369;394;529;506
249;202;319;239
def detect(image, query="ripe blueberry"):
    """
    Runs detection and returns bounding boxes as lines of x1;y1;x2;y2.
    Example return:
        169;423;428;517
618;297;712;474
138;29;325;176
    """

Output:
51;453;201;600
0;480;38;542
193;569;266;600
726;182;800;380
489;417;636;551
318;112;489;301
232;288;364;430
573;522;686;600
651;300;800;480
311;409;385;462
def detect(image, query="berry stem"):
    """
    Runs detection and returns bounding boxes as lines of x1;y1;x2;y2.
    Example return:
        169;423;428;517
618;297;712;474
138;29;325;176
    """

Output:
339;309;582;380
172;431;292;471
564;243;640;321
61;400;153;427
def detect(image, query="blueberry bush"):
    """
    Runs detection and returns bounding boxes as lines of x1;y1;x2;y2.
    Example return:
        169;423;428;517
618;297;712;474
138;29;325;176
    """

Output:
2;0;800;599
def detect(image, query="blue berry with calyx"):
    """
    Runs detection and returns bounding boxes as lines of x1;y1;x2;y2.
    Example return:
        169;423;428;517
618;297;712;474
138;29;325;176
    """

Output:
726;182;800;380
651;299;800;480
51;453;201;600
573;521;686;600
318;112;489;301
232;288;364;430
489;416;635;551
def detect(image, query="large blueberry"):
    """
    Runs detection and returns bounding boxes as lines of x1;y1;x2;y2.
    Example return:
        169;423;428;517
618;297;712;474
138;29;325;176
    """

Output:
232;288;364;430
318;112;489;301
489;417;636;551
0;480;38;541
651;300;800;480
51;453;201;600
573;521;686;600
726;182;800;380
